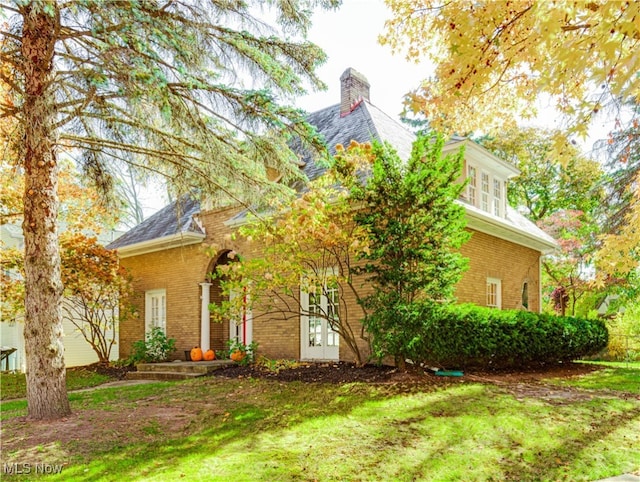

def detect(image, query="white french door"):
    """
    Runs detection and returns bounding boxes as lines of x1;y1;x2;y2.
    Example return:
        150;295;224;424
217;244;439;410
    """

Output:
229;289;252;345
300;285;339;360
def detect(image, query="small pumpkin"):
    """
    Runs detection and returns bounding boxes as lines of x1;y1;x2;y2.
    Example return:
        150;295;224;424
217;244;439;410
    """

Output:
230;349;246;362
190;346;203;362
203;349;215;361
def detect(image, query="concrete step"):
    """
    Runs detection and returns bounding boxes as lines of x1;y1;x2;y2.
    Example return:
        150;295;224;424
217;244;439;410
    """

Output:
128;360;237;381
126;370;204;381
135;360;235;374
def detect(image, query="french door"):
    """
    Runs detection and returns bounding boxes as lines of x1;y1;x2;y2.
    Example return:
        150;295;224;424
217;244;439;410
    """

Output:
300;285;339;360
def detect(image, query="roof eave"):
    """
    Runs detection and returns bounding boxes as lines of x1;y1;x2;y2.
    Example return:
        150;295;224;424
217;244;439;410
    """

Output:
112;232;206;258
444;139;520;178
462;205;558;254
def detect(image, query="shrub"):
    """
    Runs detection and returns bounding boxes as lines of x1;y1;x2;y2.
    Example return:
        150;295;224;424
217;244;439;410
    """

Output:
127;327;176;365
370;302;609;369
226;339;258;366
429;304;609;369
604;302;640;361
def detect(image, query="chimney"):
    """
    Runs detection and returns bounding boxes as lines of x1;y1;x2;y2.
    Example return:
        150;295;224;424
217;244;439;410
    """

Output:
340;68;370;116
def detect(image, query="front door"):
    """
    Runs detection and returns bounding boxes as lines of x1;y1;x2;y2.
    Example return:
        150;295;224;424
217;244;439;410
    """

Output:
300;285;339;360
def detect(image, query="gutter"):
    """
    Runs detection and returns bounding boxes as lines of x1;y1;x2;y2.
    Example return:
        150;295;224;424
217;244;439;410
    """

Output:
112;232;206;258
462;204;558;254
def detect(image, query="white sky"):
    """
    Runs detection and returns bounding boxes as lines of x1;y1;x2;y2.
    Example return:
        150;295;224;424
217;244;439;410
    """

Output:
294;0;429;120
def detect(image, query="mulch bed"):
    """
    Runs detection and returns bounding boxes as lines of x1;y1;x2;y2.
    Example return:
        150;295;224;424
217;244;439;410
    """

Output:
206;360;600;385
78;359;601;387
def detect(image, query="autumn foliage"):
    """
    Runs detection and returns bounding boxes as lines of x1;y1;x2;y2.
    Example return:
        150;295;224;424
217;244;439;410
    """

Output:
382;0;640;137
1;234;134;364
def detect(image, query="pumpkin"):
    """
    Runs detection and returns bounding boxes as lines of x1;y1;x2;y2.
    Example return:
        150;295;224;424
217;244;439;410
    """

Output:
190;346;203;362
230;350;246;362
203;349;215;361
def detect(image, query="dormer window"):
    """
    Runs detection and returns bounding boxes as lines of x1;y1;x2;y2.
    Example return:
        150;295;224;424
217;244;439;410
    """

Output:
481;172;490;212
465;162;506;218
467;165;477;205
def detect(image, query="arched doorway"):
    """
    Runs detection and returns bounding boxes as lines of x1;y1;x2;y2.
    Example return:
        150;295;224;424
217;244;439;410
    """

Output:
205;250;252;354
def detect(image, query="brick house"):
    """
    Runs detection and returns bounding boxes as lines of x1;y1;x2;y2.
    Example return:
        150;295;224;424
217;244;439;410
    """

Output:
108;68;557;363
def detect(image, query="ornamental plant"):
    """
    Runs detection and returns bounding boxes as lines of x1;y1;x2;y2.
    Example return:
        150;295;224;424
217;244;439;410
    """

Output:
127;327;176;365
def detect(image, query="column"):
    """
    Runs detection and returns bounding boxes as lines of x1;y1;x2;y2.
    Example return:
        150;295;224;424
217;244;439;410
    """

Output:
199;282;212;351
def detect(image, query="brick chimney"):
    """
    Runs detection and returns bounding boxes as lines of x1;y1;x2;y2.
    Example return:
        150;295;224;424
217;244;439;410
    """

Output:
340;68;370;116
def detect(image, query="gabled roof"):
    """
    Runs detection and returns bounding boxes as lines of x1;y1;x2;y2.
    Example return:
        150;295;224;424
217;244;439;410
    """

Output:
106;196;205;257
112;69;557;256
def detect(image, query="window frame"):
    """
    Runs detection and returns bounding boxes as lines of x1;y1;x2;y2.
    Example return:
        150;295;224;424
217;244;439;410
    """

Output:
145;289;167;333
486;277;502;309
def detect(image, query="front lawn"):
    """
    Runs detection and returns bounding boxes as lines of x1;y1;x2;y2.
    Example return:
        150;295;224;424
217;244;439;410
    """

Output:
1;365;639;481
553;361;640;394
0;367;114;401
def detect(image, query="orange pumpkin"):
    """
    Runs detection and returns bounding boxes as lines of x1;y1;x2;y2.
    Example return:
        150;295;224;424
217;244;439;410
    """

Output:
190;346;203;362
230;350;246;362
203;349;215;361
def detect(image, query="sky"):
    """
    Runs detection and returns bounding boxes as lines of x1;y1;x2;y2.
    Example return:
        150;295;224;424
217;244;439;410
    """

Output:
142;0;426;217
140;0;609;218
293;0;428;120
294;0;612;148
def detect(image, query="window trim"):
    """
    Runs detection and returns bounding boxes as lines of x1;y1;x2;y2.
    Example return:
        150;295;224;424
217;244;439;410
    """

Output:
486;277;502;309
467;165;477;205
467;163;506;218
145;289;167;333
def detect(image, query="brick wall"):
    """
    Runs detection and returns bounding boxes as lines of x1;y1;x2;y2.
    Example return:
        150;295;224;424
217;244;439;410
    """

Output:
457;229;541;311
120;210;541;362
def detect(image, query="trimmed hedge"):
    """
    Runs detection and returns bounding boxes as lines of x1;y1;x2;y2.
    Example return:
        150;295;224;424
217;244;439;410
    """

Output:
419;304;609;369
368;302;609;369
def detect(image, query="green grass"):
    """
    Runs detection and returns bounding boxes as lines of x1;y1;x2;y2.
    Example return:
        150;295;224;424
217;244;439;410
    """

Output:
0;368;113;401
578;360;640;370
551;366;640;394
1;367;639;482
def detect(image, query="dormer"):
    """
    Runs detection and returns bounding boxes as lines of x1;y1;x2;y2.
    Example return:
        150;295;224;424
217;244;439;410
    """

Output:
444;138;520;219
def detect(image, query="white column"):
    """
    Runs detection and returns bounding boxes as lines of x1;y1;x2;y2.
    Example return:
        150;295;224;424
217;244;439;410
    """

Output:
199;283;212;351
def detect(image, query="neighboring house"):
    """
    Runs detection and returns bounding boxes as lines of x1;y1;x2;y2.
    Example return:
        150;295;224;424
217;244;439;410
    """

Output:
108;68;558;363
0;223;123;372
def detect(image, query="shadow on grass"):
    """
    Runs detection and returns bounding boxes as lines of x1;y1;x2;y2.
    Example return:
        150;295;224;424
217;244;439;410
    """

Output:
3;379;640;481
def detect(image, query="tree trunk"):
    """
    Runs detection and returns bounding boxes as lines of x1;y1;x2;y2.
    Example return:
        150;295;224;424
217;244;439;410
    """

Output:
20;2;71;420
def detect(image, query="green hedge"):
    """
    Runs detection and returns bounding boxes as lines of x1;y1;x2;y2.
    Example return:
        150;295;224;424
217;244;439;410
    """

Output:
419;304;609;369
368;302;609;369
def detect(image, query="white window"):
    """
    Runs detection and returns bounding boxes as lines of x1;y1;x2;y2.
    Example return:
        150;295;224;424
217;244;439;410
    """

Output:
481;172;490;212
493;179;503;217
467;165;477;205
145;289;166;333
486;278;502;309
300;277;339;360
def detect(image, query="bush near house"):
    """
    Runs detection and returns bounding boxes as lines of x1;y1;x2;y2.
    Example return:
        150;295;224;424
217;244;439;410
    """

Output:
373;303;608;369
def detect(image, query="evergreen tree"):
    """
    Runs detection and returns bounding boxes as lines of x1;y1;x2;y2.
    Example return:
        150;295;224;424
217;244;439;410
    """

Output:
0;0;337;420
352;136;469;365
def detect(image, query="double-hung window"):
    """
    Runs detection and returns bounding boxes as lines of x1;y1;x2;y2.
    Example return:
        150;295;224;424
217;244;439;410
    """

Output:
145;289;166;333
467;165;477;205
481;172;490;212
493;179;503;217
486;278;502;309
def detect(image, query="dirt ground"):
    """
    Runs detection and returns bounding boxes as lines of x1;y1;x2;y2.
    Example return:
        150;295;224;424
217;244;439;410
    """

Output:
0;361;627;467
86;359;601;385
